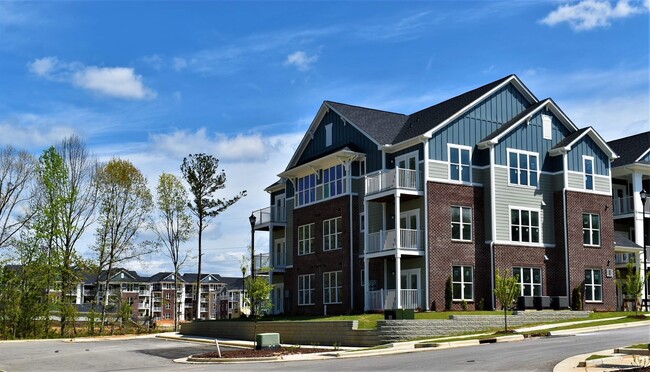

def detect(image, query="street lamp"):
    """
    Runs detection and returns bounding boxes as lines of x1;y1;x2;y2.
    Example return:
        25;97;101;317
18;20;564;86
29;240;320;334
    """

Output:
249;213;256;317
640;189;648;311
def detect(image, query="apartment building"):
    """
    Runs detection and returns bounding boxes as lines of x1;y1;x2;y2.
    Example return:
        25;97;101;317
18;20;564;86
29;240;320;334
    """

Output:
252;74;624;315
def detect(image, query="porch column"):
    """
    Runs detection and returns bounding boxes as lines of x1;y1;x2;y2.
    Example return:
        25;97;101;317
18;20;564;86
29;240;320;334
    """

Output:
364;199;370;311
395;253;402;309
395;194;401;249
633;172;644;246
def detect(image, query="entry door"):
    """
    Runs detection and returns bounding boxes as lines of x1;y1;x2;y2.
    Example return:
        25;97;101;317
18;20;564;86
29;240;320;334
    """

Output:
274;195;285;222
274;239;286;269
612;184;628;214
399;209;420;248
400;268;420;309
396;152;418;189
272;284;284;314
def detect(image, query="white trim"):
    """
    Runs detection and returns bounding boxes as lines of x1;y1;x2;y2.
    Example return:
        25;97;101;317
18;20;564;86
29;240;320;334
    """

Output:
582;213;601;247
428;178;484;188
451;205;473;242
634;147;650;163
451;265;474;302
508;206;542;244
447;144;473;184
565;187;612;196
494;163;564;176
542;114;552;140
492;240;555;248
583;155;595;191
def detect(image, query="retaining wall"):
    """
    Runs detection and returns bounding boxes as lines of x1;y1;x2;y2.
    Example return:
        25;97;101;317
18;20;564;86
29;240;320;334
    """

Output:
179;310;591;347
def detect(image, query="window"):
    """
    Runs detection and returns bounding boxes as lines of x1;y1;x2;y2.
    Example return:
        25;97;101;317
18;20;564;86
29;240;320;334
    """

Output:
584;156;594;190
510;208;540;243
542;115;552;140
325;123;333;147
583;213;600;246
359;212;365;233
298;223;314;255
297;173;316;206
323;271;343;304
298;274;314;305
323;217;343;251
508;150;538;187
323;164;344;198
513;267;542;296
165;303;171;309
452;266;473;301
359;159;366;176
585;269;602;302
449;145;471;182
165;292;171;300
451;206;472;241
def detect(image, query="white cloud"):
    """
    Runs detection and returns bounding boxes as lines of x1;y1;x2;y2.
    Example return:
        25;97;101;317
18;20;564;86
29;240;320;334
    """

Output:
540;0;649;31
172;57;188;71
72;66;156;100
0;120;76;148
284;51;318;72
27;56;156;100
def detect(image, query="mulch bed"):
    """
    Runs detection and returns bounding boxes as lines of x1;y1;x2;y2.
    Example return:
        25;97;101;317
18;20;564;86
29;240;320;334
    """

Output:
193;347;330;359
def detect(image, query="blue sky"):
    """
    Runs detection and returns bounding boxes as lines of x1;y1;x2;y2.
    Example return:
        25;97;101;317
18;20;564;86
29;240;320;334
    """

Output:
1;0;648;277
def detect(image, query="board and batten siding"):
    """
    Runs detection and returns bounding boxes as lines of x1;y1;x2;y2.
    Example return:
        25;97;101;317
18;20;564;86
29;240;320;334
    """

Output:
297;109;383;173
567;172;610;194
285;198;294;267
428;84;531;163
566;136;610;176
366;202;384;234
494;111;570;173
493;167;558;244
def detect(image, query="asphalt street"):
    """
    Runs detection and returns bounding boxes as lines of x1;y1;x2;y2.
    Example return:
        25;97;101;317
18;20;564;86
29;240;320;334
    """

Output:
0;326;648;372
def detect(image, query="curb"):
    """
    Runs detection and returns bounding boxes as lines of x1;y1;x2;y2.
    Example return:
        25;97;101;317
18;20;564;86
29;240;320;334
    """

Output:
548;320;650;336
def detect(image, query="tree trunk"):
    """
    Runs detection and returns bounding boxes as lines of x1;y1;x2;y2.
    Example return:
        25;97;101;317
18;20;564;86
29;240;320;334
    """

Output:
195;218;202;320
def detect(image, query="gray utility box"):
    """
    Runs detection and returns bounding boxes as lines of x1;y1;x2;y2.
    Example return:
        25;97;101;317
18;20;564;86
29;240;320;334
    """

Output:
256;332;280;350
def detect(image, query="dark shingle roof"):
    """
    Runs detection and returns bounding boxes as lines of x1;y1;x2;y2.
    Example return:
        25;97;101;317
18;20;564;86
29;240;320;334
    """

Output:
614;231;642;249
551;127;591;150
393;75;515;143
325;101;407;145
481;100;548;143
609;132;650;168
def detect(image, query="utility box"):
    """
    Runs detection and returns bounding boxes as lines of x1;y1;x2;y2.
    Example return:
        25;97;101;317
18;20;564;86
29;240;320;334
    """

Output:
256;333;280;350
384;309;415;320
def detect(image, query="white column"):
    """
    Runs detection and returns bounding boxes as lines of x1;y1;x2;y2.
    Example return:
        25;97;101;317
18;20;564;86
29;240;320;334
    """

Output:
633;172;644;246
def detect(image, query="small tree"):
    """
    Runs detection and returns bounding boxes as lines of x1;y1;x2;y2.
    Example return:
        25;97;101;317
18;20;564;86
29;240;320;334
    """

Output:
494;269;520;332
444;276;453;311
618;262;650;316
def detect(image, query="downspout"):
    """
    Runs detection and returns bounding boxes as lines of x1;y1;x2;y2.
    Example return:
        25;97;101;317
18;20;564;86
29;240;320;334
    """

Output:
423;139;430;310
489;144;497;309
347;159;355;311
563;152;570;306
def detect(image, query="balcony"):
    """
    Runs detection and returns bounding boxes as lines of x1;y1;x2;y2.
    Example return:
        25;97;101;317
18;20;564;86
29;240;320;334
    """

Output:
138;290;150;296
367;289;419;310
613;196;650;216
366;229;424;254
615;253;636;265
254;253;270;273
251;206;286;230
366;168;423;196
153;307;162;312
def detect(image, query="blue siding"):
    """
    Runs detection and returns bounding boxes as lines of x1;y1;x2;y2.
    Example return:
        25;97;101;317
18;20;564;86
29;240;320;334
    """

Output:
297;109;382;172
567;136;610;176
386;144;424;169
428;83;530;165
495;111;571;172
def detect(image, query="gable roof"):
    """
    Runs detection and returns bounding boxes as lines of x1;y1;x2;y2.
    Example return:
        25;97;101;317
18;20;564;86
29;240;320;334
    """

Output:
614;231;643;250
478;100;550;148
325;101;407;145
549;126;618;159
608;131;650;168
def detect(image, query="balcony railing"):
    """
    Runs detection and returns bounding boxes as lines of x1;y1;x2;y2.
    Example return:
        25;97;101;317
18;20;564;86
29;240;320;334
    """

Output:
251;205;286;226
255;253;270;271
273;252;286;269
153;307;162;312
367;289;419;310
615;253;636;265
366;168;423;195
366;229;423;253
138;290;150;296
613;196;650;215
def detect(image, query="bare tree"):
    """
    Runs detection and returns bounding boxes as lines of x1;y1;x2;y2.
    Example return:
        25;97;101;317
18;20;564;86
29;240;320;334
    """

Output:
93;158;154;332
0;146;35;250
153;173;194;331
181;154;245;320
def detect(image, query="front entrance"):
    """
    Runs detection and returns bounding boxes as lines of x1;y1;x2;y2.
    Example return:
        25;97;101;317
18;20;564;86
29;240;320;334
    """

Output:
400;268;420;309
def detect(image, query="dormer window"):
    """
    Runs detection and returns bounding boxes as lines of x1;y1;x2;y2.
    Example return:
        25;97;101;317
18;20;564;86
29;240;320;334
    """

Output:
325;123;333;147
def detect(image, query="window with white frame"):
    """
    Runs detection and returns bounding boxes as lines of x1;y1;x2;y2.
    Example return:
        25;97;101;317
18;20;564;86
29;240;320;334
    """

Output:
513;267;541;296
452;266;473;301
451;206;472;241
323;271;342;304
323;217;343;251
165;302;171;309
325;123;333;147
583;213;600;246
583;156;594;190
298;274;314;305
449;145;471;182
298;223;314;255
323;164;344;199
296;173;316;206
584;269;602;302
510;208;540;243
165;292;171;299
508;150;538;187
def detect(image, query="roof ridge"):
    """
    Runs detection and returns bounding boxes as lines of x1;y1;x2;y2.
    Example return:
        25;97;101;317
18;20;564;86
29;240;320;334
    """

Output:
608;131;650;144
325;100;407;117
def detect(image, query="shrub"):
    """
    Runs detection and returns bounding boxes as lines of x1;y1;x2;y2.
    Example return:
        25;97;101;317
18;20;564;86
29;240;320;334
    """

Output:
445;276;453;310
572;285;583;311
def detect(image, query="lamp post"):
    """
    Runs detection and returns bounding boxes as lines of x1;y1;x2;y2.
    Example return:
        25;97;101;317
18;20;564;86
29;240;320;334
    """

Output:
249;213;257;317
640;189;648;311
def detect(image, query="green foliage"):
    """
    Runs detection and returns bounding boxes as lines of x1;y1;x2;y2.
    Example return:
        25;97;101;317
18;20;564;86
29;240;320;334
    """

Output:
572;285;583;310
445;276;453;310
617;262;650;316
461;300;468;311
477;298;485;311
494;269;520;332
245;276;274;318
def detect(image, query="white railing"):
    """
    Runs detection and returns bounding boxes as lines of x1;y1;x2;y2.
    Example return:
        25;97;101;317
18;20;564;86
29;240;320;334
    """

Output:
615;253;635;265
365;168;423;195
153;307;162;312
251;205;286;225
138;290;150;296
366;229;423;253
255;253;270;271
613;196;650;215
367;289;419;310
